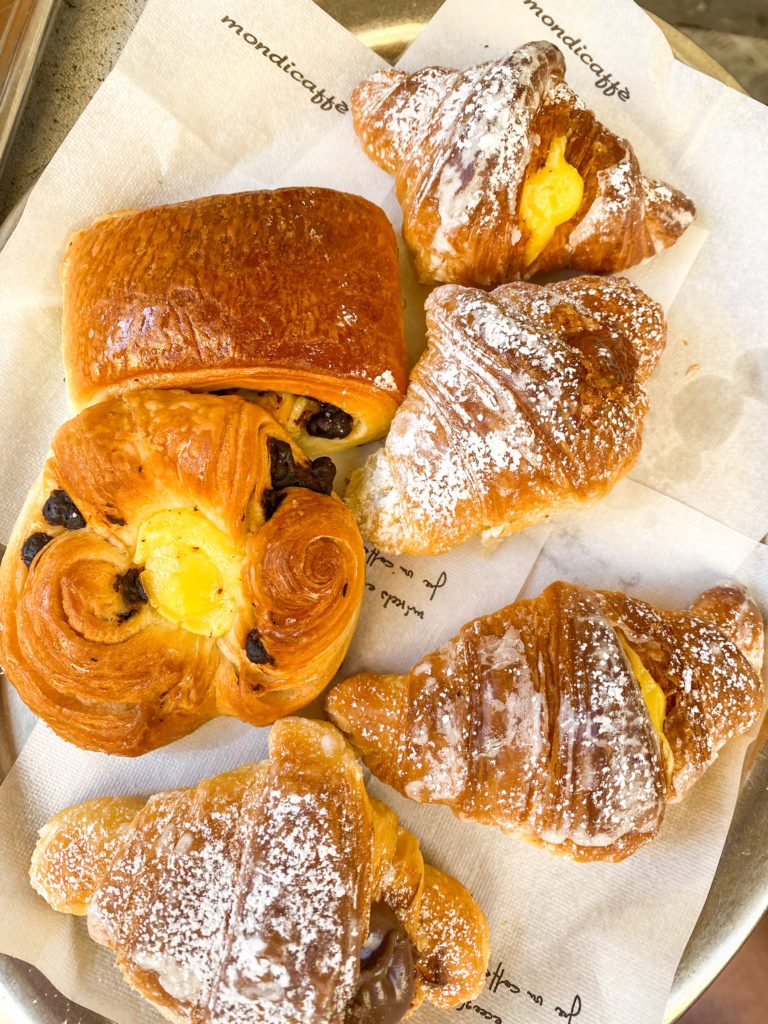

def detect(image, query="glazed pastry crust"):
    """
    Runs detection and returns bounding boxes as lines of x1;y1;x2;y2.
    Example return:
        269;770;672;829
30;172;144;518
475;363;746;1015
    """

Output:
30;719;490;1023
346;275;666;555
61;188;407;454
0;390;365;755
352;42;695;286
326;582;764;862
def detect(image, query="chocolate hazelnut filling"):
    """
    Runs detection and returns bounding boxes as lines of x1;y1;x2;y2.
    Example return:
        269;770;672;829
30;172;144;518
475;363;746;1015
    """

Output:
304;402;354;439
20;532;53;567
42;489;86;530
262;437;336;520
345;903;415;1024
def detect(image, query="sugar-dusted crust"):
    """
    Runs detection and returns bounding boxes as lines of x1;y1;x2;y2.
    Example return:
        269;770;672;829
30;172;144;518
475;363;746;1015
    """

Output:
326;582;764;862
346;275;666;556
351;42;695;285
61;188;407;453
30;719;489;1022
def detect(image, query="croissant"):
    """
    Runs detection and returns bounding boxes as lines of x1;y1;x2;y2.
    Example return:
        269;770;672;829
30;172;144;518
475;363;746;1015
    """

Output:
345;275;665;555
61;188;407;456
0;390;365;755
29;718;490;1023
326;582;765;862
351;42;696;286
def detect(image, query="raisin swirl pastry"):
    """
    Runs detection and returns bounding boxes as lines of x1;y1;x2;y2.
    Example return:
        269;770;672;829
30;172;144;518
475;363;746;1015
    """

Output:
352;42;695;286
30;718;490;1023
346;275;665;556
326;582;765;862
61;188;407;456
0;390;365;755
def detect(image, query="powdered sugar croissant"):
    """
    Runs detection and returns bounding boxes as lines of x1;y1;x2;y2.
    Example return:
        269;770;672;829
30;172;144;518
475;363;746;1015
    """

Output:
352;41;695;285
30;718;490;1023
326;582;764;862
346;275;665;555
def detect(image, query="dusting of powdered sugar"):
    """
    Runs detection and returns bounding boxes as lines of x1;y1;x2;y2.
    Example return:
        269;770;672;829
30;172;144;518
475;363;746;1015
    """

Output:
372;369;400;393
566;155;635;250
352;276;664;554
386;583;668;857
87;758;367;1024
353;44;694;283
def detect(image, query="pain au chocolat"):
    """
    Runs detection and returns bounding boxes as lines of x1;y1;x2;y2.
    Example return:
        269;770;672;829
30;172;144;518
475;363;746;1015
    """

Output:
0;390;365;755
351;41;695;286
326;581;765;862
60;188;407;456
346;275;666;556
30;718;490;1023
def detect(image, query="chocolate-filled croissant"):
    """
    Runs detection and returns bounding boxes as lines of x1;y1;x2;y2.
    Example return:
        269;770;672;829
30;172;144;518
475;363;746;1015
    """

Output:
326;582;764;862
352;42;695;286
0;390;365;754
61;188;407;456
346;276;665;555
30;718;490;1023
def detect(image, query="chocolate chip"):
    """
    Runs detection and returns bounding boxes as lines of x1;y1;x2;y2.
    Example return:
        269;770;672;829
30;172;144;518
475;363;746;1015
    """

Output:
105;513;126;526
261;489;287;522
42;489;86;530
267;437;336;496
310;456;336;494
268;437;300;490
20;532;53;567
418;952;450;987
114;567;148;605
245;629;275;665
346;903;415;1024
304;402;353;439
116;606;138;623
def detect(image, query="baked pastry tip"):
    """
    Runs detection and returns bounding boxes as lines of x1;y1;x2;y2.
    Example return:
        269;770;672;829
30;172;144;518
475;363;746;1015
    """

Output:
345;275;666;555
29;717;490;1022
351;41;695;286
0;390;365;754
326;581;764;862
61;187;407;456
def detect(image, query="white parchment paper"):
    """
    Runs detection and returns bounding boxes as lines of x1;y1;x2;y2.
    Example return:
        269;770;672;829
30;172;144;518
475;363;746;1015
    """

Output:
0;1;767;1023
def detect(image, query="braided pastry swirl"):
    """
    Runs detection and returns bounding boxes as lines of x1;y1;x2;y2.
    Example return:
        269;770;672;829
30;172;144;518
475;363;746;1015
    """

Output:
352;42;695;286
30;718;490;1023
326;582;765;862
0;391;365;754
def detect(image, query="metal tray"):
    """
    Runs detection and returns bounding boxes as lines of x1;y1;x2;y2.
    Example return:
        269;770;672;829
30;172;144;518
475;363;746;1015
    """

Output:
0;3;764;1022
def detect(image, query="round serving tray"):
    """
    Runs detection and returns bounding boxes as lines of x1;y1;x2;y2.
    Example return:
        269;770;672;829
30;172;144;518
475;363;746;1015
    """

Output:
0;3;763;1023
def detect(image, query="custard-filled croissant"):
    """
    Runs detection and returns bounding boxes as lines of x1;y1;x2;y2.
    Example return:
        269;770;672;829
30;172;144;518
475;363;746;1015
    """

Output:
30;718;490;1023
0;391;365;754
326;582;765;862
352;42;695;286
346;276;665;555
61;188;407;456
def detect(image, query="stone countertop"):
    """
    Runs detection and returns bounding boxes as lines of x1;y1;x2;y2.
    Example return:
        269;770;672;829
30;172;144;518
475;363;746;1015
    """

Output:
1;0;766;225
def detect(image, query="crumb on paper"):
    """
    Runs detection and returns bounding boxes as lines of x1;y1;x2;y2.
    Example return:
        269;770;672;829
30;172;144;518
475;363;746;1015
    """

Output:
686;363;700;378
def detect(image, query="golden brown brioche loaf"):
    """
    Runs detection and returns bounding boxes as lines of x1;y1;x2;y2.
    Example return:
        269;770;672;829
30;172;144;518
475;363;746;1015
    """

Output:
326;582;764;862
61;188;407;455
30;718;490;1023
351;42;695;286
0;390;365;755
346;275;666;555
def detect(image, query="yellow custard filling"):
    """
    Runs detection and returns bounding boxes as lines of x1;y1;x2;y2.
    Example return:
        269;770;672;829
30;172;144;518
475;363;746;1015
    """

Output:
519;135;584;265
135;509;242;637
619;635;675;782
